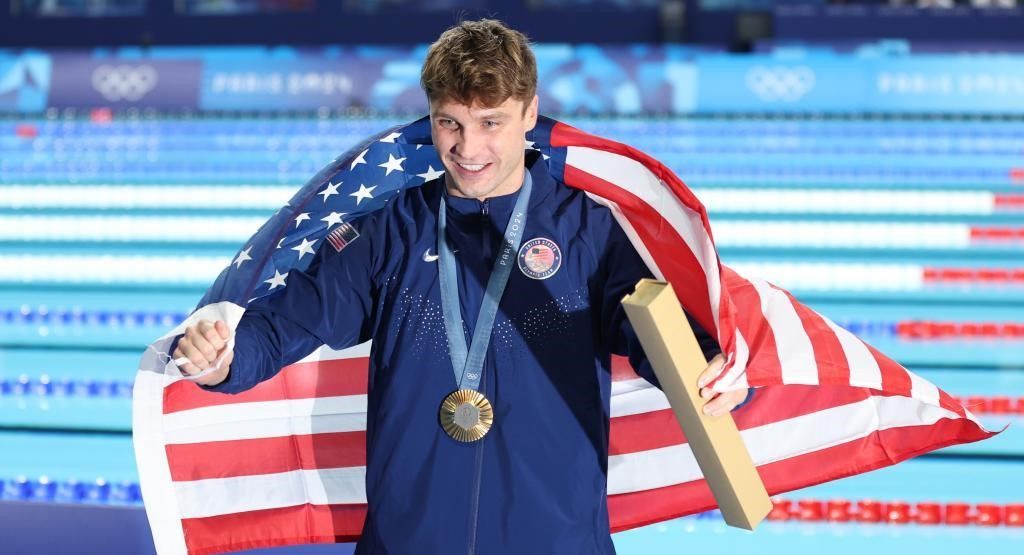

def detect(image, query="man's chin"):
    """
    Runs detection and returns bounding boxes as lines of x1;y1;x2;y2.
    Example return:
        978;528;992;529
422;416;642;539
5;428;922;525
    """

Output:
445;176;497;200
452;184;496;200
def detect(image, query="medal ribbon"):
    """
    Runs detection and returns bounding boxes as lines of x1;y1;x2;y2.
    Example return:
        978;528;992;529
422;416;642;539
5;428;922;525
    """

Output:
437;171;532;392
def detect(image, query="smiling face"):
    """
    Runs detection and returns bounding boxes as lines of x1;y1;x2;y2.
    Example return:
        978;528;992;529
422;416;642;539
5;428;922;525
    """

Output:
429;94;539;200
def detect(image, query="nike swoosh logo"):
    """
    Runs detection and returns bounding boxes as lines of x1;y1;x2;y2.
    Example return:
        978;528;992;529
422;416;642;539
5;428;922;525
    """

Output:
423;248;457;262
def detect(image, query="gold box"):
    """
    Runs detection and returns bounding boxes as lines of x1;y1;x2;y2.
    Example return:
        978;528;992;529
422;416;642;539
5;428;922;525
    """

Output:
621;279;771;530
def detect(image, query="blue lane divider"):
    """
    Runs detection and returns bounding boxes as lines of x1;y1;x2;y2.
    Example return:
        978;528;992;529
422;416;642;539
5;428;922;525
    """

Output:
0;376;134;398
7;116;1024;135
0;168;1013;189
1;162;1015;178
0;320;896;401
834;320;900;338
6;148;1022;167
0;316;897;397
1;307;187;328
0;476;142;505
4;139;1023;157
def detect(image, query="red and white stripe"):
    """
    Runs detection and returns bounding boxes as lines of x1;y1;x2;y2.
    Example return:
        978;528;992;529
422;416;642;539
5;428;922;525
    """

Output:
134;122;995;555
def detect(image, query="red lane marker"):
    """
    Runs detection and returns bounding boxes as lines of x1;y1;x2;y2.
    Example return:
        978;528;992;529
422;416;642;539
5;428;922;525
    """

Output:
970;227;1024;241
965;396;991;413
769;498;1024;527
14;124;37;139
1007;505;1024;526
857;500;883;523
798;500;824;522
896;320;1024;340
995;194;1024;209
90;108;112;124
951;395;1024;415
922;267;1024;284
978;269;1011;282
990;397;1013;414
1012;168;1024;182
977;504;1003;526
946;503;972;525
767;498;792;521
961;322;982;337
938;268;976;282
886;502;912;524
827;500;852;522
916;502;941;525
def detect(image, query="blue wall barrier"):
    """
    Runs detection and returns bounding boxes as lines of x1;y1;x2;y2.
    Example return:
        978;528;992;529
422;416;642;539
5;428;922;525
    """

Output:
774;4;1024;43
3;45;1024;115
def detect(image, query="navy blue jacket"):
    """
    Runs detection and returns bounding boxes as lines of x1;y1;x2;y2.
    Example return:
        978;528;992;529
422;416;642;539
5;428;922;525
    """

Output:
204;151;723;554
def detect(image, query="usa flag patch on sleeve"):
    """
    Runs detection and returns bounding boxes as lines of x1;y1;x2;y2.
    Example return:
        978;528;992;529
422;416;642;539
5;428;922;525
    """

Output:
326;222;360;252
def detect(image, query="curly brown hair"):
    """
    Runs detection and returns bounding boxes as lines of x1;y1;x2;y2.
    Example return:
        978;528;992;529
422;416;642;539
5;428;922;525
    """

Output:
420;19;537;112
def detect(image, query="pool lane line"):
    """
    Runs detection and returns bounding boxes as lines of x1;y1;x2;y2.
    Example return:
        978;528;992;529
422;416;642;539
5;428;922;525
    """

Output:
764;497;1024;527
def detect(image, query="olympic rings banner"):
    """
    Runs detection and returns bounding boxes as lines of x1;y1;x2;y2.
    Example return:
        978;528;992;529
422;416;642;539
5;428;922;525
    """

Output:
48;54;203;110
2;45;1024;115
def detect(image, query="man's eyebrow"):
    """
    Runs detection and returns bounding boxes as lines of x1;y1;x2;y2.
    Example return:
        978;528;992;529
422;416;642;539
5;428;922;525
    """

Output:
475;111;510;121
434;110;509;122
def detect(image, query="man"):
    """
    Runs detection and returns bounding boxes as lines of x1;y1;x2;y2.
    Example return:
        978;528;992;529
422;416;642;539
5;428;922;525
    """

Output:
173;19;748;554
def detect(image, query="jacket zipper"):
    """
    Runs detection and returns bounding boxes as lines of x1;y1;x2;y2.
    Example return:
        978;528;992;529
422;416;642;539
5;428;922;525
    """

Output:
466;368;486;555
467;198;490;555
480;199;490;260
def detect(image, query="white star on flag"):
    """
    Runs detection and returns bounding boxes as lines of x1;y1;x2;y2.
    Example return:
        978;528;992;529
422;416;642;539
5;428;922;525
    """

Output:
318;181;341;203
291;238;316;259
350;149;368;170
416;165;445;183
276;237;285;249
322;212;345;229
378;153;406;176
525;139;536;149
380;131;402;143
232;247;252;269
264;269;288;290
350;184;376;205
294;213;310;228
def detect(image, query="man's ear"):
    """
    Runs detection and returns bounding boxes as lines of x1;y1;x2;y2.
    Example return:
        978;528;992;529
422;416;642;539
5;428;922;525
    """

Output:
524;95;539;132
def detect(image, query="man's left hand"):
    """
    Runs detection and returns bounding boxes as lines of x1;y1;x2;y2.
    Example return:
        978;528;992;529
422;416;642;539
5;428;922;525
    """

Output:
696;354;748;417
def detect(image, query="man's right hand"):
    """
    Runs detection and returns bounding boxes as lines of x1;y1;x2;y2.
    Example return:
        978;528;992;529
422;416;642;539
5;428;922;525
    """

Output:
173;319;234;386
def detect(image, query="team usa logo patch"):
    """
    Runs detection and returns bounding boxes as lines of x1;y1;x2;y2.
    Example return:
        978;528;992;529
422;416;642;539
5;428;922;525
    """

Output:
517;238;562;280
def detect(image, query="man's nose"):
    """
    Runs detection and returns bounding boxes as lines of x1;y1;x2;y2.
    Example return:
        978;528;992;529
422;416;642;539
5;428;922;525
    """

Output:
452;128;484;160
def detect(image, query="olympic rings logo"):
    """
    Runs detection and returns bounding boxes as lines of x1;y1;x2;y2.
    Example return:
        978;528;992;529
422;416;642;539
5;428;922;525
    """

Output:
91;64;159;102
745;66;816;102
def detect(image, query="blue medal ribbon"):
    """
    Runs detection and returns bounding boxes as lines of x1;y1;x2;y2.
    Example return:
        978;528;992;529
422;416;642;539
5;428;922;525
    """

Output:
437;171;533;392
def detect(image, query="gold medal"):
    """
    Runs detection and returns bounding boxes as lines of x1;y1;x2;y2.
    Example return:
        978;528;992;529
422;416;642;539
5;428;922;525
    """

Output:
439;389;494;442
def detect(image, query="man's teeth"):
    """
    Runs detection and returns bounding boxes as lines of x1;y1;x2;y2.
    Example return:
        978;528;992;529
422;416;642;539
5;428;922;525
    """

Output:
458;163;486;172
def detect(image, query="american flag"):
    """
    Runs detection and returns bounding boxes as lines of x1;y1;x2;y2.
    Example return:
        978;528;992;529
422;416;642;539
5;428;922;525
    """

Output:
133;116;995;555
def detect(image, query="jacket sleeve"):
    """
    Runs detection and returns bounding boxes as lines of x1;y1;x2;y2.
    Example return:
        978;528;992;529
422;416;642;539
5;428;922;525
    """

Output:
195;219;380;395
598;217;723;389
